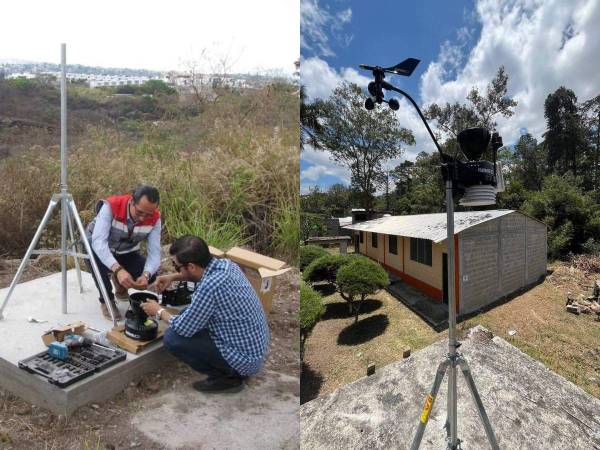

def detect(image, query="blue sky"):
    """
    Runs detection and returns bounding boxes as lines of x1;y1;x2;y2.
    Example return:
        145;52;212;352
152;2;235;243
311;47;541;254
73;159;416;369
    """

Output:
301;0;600;193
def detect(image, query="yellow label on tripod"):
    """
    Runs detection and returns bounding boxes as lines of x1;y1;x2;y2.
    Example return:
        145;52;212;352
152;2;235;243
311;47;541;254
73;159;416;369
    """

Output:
420;394;434;423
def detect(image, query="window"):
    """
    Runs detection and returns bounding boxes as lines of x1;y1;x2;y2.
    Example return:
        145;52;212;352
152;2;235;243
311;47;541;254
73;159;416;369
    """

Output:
389;235;398;255
371;232;378;248
359;231;364;243
410;238;432;266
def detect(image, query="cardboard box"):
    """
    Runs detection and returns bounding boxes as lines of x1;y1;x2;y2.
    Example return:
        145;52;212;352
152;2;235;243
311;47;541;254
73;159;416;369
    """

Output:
209;245;225;258
41;321;87;347
225;247;290;314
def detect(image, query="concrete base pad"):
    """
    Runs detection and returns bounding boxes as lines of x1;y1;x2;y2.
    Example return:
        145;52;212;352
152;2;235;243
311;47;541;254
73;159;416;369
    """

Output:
301;326;600;449
131;370;299;449
0;270;173;416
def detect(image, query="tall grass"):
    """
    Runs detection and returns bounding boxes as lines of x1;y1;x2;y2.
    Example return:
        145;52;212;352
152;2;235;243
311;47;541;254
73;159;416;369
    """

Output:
0;82;299;263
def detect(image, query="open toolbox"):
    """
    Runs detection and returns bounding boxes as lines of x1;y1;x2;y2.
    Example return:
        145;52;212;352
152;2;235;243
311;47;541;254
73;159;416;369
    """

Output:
18;343;127;388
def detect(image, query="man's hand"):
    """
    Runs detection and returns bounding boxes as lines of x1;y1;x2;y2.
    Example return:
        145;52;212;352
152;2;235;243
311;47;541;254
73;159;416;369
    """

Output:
134;275;149;290
149;274;175;293
116;269;135;289
140;299;161;317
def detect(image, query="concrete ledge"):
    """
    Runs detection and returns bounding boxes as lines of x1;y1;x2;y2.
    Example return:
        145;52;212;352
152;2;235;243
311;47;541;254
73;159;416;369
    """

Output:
0;342;175;416
0;270;176;416
301;326;600;449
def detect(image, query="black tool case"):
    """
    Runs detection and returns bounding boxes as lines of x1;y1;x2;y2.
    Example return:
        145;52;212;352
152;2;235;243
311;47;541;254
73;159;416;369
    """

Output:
18;343;126;388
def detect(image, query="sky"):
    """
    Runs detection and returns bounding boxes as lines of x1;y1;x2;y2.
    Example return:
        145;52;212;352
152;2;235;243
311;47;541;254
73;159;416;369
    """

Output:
300;0;600;194
0;0;299;75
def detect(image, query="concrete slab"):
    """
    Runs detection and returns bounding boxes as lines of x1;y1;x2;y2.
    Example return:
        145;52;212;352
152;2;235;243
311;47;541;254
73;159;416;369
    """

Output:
131;369;299;449
301;326;600;449
0;270;174;416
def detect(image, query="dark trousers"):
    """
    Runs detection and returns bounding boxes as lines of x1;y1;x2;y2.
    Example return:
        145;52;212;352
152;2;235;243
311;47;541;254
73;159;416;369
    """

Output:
163;328;242;379
85;249;154;304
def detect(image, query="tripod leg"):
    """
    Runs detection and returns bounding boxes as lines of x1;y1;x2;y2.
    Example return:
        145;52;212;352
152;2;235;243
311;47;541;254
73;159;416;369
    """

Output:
66;206;83;293
68;198;118;327
0;197;60;319
458;358;500;450
411;359;450;450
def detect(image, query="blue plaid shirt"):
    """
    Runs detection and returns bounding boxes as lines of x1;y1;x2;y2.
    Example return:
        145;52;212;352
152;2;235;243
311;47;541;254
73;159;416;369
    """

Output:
169;258;270;376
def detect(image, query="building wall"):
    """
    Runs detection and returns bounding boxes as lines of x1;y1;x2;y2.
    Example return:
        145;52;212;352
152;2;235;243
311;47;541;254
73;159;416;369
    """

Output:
403;239;448;292
459;212;547;315
384;235;403;272
365;232;384;262
526;217;547;284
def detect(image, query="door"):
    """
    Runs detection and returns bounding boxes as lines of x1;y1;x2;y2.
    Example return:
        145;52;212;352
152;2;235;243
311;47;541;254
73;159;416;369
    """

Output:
442;253;448;304
354;234;360;253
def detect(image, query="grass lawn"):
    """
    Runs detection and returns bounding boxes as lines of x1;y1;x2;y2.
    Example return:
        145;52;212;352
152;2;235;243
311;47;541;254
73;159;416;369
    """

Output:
301;261;600;404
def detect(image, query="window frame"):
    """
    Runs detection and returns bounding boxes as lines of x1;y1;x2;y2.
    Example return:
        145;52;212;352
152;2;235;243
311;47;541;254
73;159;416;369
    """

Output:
410;237;432;266
389;235;398;255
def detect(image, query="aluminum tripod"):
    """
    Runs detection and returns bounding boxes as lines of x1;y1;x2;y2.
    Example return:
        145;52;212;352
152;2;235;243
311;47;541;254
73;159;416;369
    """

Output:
0;44;118;327
410;180;499;450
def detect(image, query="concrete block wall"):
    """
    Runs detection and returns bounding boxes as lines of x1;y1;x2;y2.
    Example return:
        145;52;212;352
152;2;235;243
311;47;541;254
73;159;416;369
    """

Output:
499;213;527;297
459;212;547;315
459;220;500;314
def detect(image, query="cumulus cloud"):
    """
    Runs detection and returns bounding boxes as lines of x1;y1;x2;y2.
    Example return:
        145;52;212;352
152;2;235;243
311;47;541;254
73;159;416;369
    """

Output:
301;0;354;57
421;0;600;146
301;57;431;192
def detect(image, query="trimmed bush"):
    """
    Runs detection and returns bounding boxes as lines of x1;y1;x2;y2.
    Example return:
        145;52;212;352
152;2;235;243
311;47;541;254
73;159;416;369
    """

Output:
337;257;390;323
300;281;324;360
303;253;350;285
300;245;328;270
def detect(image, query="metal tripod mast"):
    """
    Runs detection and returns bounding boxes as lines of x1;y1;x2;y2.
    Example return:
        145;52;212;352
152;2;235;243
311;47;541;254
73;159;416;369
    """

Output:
0;44;118;326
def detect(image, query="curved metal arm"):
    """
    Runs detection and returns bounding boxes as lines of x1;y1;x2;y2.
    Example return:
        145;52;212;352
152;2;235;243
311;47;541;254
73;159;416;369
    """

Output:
381;80;444;156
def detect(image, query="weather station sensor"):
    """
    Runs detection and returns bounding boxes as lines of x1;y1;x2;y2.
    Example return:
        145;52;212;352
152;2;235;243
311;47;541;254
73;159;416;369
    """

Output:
360;58;502;450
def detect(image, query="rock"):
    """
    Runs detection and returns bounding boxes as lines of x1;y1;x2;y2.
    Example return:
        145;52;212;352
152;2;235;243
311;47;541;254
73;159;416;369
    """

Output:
130;441;141;448
91;403;100;409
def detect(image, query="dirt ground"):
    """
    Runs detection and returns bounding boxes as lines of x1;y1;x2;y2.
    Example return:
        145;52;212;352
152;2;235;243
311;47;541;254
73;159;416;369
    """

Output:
301;261;600;404
0;261;300;450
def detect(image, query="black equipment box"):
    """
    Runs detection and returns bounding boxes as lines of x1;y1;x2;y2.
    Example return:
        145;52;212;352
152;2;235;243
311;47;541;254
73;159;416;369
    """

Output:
18;343;126;388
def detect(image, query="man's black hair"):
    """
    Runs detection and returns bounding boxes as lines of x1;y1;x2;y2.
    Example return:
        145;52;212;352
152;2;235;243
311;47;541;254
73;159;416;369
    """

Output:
169;235;213;268
132;185;160;205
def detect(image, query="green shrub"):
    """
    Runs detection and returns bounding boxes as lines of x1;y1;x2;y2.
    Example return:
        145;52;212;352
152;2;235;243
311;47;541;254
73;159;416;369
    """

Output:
337;257;389;323
299;245;328;271
303;253;350;285
300;281;324;360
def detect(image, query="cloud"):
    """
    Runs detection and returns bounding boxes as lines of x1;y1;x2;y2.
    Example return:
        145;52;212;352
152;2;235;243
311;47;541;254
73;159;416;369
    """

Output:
301;0;354;57
302;56;436;156
302;145;352;183
420;0;600;146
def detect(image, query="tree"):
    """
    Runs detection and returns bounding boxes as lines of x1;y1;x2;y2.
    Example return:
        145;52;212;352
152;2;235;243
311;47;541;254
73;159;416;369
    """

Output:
425;67;517;135
306;82;414;212
300;282;324;361
544;87;586;176
300;85;324;150
511;133;545;191
522;173;595;259
581;95;600;189
425;66;517;160
337;257;389;323
299;244;329;271
303;254;349;286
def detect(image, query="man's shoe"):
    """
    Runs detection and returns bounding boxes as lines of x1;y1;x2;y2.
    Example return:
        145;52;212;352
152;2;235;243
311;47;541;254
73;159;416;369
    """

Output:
192;376;244;393
112;273;129;301
100;302;123;321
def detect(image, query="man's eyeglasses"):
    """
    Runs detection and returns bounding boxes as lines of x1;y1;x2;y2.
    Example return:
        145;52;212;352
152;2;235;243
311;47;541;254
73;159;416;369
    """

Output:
173;261;188;272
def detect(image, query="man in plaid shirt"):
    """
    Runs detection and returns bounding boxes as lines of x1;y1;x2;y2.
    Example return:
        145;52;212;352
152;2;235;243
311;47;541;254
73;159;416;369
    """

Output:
141;235;270;392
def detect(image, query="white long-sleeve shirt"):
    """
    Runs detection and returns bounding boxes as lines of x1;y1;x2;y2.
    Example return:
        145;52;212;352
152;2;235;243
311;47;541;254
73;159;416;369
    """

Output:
91;203;161;275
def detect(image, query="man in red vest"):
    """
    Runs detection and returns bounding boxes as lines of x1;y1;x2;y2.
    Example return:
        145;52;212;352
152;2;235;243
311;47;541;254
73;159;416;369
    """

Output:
85;185;162;320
